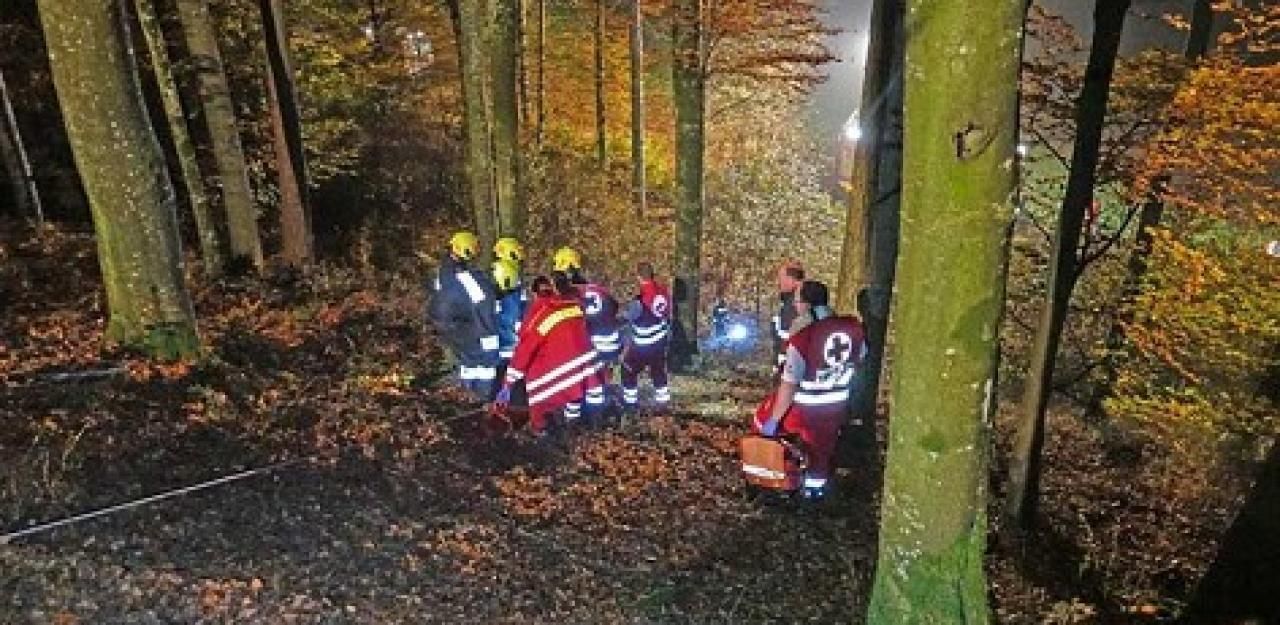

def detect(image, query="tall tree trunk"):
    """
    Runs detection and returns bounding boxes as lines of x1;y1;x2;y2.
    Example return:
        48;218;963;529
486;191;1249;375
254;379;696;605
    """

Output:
672;0;703;353
517;0;529;128
132;0;223;277
492;0;524;237
629;0;645;217
865;0;1023;619
536;0;546;148
1005;0;1131;529
259;0;312;267
593;0;606;166
836;0;896;313
0;70;43;224
174;0;262;270
450;0;497;248
38;0;199;358
850;0;904;433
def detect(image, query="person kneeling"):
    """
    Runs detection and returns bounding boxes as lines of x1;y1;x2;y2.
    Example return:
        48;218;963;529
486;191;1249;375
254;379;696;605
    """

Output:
751;280;866;501
493;273;599;441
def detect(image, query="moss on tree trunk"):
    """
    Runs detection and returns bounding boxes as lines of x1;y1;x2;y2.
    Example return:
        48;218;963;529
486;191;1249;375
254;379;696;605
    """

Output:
866;0;1024;621
39;0;200;360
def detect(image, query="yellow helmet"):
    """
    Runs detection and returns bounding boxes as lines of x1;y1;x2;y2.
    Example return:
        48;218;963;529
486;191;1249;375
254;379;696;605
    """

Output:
449;231;479;261
553;246;581;272
493;237;524;262
492;259;520;291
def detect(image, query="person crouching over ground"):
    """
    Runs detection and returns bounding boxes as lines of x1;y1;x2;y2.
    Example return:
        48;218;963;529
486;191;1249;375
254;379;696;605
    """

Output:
493;272;600;441
752;280;866;501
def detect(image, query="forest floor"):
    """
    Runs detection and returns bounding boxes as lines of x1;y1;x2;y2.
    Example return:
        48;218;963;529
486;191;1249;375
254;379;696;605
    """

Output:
0;225;1248;624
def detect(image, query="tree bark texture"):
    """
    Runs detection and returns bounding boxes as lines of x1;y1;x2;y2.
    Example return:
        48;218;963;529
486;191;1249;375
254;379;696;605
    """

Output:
174;0;261;270
450;0;497;249
593;0;606;166
133;0;223;277
629;0;646;217
38;0;200;358
0;70;42;224
865;0;1023;620
836;0;896;314
850;0;904;432
536;0;547;147
259;0;312;267
1005;0;1131;529
492;0;524;237
672;0;703;350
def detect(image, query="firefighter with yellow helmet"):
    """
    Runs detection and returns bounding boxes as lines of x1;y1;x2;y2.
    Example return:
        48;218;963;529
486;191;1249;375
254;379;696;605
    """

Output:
427;231;501;398
553;246;621;426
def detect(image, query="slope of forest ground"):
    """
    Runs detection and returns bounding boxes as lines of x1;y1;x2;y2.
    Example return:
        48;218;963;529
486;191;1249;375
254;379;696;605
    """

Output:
0;225;1249;623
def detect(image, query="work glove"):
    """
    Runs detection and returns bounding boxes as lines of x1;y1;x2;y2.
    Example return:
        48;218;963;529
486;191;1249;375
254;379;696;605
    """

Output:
759;418;780;438
492;385;512;412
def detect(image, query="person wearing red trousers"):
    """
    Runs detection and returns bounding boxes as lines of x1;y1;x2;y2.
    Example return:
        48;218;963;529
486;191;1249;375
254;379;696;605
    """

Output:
620;261;672;412
753;280;866;500
494;273;600;437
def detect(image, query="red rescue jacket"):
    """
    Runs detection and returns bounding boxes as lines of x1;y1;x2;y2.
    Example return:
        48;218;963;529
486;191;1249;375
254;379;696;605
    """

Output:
505;296;599;411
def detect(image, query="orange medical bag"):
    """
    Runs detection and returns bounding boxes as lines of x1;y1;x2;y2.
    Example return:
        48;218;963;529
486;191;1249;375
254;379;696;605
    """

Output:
739;434;806;491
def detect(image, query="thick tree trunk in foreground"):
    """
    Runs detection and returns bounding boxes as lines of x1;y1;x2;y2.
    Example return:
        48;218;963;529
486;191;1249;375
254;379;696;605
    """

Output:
259;0;312;267
629;0;645;216
450;0;497;249
672;0;703;352
175;0;262;270
492;0;524;237
133;0;223;277
594;0;607;167
0;70;42;224
39;0;199;358
866;0;1023;620
1005;0;1131;529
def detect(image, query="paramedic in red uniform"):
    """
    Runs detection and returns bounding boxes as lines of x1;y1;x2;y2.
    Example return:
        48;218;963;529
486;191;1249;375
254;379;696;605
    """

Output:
621;261;671;412
753;280;866;500
494;272;600;438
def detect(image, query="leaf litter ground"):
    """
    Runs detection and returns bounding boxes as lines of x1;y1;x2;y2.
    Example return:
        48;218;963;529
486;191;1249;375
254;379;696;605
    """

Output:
0;228;880;624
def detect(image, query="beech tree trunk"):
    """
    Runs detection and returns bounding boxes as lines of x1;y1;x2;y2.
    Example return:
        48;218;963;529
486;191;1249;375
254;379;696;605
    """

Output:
132;0;223;277
0;70;42;224
847;0;904;432
449;0;497;248
672;0;703;351
536;0;546;147
866;0;1023;619
259;0;312;267
174;0;262;270
492;0;524;237
593;0;606;166
629;0;645;216
1184;0;1214;61
1005;0;1131;529
38;0;200;358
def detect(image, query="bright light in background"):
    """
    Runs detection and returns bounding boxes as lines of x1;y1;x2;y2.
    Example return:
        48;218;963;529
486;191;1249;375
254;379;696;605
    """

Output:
1267;240;1280;257
1017;143;1029;157
728;323;749;341
845;124;863;142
